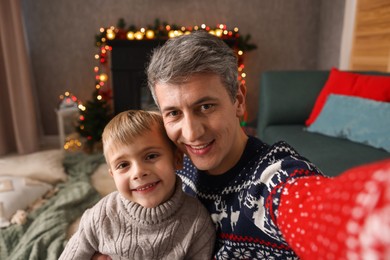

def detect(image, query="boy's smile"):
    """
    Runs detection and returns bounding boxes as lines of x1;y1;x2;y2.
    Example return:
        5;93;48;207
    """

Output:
106;126;182;208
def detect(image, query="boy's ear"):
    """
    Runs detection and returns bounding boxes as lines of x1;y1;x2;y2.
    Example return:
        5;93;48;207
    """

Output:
174;149;184;170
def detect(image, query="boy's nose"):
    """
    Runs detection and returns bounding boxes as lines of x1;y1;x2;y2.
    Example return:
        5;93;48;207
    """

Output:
131;164;149;180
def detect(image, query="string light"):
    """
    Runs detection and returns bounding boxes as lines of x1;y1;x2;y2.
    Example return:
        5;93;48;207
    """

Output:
93;19;256;127
97;21;251;88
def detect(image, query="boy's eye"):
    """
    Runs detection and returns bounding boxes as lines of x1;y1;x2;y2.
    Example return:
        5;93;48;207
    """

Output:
116;162;129;170
146;153;159;160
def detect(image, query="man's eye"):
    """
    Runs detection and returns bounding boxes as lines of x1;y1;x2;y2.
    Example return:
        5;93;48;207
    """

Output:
167;110;180;117
201;104;214;111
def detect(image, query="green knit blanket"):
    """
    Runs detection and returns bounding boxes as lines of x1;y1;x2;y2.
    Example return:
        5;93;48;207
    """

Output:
0;152;105;260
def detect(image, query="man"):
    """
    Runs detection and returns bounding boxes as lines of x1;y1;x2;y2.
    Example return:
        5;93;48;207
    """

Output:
146;30;322;259
94;31;389;259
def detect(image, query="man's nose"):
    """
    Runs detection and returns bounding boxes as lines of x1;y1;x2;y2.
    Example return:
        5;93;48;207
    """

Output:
181;114;205;142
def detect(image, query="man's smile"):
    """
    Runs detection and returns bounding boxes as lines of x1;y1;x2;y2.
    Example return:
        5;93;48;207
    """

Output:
185;141;214;155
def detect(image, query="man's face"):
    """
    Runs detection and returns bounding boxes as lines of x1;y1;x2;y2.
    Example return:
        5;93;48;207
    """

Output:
106;127;181;208
155;73;247;175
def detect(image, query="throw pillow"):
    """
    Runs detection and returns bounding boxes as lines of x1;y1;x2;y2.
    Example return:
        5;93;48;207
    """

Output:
305;68;390;126
0;149;67;185
0;176;52;228
306;94;390;152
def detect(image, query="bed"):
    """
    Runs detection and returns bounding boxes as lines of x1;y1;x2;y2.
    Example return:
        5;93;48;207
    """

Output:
0;149;116;260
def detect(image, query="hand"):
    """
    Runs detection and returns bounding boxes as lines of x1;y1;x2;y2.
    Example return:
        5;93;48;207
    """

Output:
91;252;112;260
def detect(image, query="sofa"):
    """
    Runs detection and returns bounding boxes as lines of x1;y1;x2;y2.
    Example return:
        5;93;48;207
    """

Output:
256;69;390;177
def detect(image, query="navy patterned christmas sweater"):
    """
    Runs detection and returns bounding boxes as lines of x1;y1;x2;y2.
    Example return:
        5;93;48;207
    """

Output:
177;136;323;259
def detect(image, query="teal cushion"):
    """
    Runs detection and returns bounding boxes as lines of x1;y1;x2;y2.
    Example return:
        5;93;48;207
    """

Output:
306;94;390;152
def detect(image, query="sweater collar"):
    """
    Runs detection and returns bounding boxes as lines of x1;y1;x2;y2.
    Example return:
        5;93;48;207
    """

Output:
119;176;184;225
197;136;267;189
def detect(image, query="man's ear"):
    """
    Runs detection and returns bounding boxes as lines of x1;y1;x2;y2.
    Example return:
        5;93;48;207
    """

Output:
109;168;113;177
236;82;247;117
174;149;184;170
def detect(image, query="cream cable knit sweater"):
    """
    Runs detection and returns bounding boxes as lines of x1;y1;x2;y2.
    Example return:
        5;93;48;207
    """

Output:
59;178;215;260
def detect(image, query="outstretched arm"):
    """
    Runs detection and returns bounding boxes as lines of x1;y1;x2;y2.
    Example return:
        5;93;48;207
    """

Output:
277;159;390;259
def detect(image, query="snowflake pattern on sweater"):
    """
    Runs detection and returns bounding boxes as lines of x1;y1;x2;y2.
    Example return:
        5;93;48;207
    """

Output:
177;136;323;259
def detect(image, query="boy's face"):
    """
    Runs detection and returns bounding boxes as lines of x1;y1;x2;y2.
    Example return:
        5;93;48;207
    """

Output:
106;126;182;208
155;73;247;175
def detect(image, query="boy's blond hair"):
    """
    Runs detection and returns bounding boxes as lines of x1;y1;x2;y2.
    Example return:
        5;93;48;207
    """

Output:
102;110;174;159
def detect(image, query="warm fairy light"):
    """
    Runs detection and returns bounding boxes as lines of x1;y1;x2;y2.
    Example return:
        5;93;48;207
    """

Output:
95;84;101;89
194;25;199;30
241;73;246;78
238;50;244;56
145;30;155;39
106;29;115;40
234;27;239;32
78;104;86;111
64;139;82;151
140;28;145;33
215;29;223;37
209;30;215;35
100;28;104;33
97;95;102;100
134;31;144;40
165;25;171;31
201;24;206;29
65;91;70;96
95;54;100;59
94;66;99;72
127;31;135;40
169;30;184;38
99;73;108;82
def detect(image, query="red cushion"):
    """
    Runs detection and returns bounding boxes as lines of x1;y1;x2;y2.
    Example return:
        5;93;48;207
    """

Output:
305;68;390;126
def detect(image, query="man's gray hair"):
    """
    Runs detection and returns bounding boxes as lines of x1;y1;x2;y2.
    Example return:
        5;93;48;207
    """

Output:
146;30;239;105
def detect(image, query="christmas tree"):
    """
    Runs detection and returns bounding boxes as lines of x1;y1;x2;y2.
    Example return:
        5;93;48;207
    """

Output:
77;88;112;152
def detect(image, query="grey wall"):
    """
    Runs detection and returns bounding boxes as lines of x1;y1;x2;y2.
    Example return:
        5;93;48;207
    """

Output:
21;0;345;135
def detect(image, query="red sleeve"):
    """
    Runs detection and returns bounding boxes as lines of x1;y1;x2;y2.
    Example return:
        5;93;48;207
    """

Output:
277;159;390;259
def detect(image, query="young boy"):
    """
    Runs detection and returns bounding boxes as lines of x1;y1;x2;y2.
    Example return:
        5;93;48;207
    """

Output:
59;110;215;260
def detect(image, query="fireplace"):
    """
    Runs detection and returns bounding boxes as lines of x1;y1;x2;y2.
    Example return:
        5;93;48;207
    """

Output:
108;39;166;114
108;38;237;114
